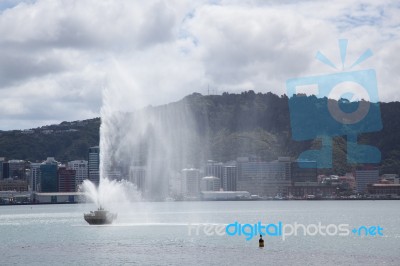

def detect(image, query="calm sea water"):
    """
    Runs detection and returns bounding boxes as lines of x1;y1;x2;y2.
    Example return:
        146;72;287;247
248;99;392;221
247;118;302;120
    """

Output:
0;201;399;266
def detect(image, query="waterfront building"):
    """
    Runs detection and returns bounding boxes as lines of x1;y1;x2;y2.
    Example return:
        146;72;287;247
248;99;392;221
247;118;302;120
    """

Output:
236;157;291;197
58;166;76;192
168;172;182;199
40;157;59;192
8;160;26;180
2;161;9;179
67;160;88;189
201;191;251;200
291;160;317;183
355;167;379;193
25;168;30;186
200;176;221;191
367;184;400;196
288;182;336;198
338;174;356;190
279;157;292;180
380;174;399;184
32;192;82;204
0;190;30;203
0;179;28;191
88;146;100;186
205;161;224;188
0;157;4;180
223;165;237;191
30;163;41;192
106;170;122;181
321;175;340;186
182;168;200;198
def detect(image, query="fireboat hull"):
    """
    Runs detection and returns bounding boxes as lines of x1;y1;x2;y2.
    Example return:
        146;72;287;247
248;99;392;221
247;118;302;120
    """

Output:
84;209;117;225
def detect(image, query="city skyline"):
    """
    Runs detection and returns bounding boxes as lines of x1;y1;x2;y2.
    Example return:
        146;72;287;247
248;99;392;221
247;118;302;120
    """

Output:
1;147;398;203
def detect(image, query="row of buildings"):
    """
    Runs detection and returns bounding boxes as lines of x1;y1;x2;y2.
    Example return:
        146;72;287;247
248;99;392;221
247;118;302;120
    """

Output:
0;146;100;193
173;157;400;200
1;147;399;200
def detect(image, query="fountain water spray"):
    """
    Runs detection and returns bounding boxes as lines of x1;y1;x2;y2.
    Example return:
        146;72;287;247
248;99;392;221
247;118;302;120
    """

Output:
81;80;208;211
80;178;141;210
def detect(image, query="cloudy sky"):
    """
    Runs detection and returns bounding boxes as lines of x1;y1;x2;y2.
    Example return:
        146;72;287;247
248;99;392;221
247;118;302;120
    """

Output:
0;0;398;130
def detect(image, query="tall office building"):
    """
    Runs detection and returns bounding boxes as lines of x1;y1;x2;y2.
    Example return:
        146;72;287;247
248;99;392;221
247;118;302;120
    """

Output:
200;176;221;191
291;160;317;183
88;146;100;186
356;167;379;193
182;168;200;197
30;163;41;192
40;157;59;192
279;157;292;181
205;161;224;187
0;157;5;180
223;165;237;191
2;161;9;179
169;173;182;198
68;160;88;189
205;161;224;177
58;166;76;192
25;168;30;185
106;170;122;181
237;157;291;197
8;160;26;180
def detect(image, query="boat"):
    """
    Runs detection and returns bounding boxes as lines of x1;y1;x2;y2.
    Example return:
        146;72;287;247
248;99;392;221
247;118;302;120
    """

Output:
84;206;117;225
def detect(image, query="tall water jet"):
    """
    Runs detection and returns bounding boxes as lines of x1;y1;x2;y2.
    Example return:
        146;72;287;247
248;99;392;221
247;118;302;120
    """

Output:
99;85;208;201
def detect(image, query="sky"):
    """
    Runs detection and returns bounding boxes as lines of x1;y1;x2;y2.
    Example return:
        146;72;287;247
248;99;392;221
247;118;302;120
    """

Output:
0;0;399;130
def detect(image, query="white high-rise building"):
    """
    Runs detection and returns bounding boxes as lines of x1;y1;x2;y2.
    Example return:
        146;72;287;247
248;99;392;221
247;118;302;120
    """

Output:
30;163;41;192
205;161;224;188
182;168;200;197
68;160;88;189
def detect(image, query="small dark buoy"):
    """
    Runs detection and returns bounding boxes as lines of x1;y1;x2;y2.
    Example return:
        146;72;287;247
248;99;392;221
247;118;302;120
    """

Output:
259;234;264;248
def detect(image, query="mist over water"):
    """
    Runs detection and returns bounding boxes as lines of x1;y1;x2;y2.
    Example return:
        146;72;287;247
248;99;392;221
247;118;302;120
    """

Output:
80;178;141;211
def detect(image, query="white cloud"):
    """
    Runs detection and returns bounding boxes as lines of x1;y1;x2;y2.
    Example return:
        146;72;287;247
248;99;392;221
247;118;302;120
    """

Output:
0;0;398;129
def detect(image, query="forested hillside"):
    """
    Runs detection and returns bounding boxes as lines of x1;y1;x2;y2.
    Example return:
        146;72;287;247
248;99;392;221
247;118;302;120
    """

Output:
0;91;399;175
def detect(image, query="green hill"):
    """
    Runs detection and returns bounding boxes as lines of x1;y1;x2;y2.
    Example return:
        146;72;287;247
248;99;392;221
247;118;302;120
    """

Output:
0;91;399;175
0;118;100;162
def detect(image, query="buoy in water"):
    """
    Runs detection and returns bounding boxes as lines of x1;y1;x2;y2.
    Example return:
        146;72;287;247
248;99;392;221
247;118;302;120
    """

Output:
259;234;264;248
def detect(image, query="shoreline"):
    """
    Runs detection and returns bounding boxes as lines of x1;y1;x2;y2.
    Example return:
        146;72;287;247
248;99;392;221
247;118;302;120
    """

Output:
1;197;400;206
